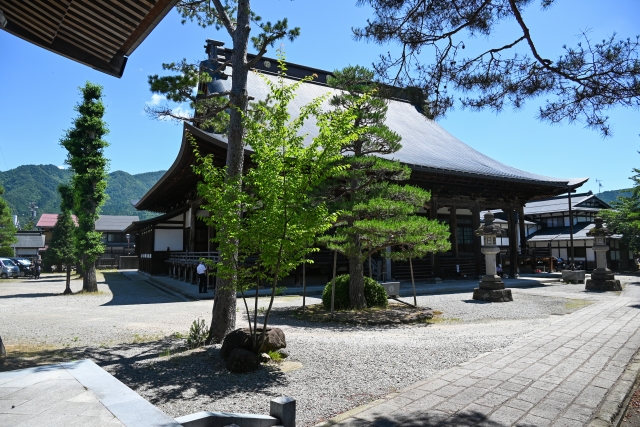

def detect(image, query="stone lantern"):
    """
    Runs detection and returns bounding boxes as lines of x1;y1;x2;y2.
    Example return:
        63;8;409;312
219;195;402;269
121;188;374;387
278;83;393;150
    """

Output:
586;217;621;291
473;212;513;302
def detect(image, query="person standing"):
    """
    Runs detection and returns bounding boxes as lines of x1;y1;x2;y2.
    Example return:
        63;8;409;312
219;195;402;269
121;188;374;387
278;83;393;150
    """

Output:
197;261;207;293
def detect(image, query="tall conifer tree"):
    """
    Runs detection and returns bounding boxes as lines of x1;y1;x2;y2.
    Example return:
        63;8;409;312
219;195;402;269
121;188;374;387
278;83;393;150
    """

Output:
0;184;17;257
60;82;108;293
45;184;77;294
322;66;450;309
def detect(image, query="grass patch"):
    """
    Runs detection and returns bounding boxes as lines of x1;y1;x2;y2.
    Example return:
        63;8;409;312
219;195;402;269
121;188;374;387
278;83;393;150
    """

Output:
131;333;163;344
267;350;283;362
564;299;593;311
425;315;461;325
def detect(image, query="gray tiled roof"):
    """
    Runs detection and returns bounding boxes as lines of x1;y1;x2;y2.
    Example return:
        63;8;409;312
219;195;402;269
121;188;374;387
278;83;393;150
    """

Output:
95;215;139;232
523;193;610;215
527;223;621;241
205;72;587;187
12;234;45;248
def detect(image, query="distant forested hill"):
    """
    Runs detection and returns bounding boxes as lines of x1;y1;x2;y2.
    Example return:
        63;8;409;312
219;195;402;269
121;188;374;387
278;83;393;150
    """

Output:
0;165;166;225
598;189;632;205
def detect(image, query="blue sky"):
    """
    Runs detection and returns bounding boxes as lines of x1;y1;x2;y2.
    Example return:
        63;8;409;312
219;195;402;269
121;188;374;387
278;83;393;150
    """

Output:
0;0;638;194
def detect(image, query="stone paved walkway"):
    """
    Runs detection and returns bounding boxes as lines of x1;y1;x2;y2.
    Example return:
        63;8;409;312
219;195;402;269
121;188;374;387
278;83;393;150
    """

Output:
324;294;640;427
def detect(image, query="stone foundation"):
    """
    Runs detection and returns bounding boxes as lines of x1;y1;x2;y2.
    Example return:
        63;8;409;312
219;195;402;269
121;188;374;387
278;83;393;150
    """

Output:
586;279;622;291
473;288;513;302
586;269;622;291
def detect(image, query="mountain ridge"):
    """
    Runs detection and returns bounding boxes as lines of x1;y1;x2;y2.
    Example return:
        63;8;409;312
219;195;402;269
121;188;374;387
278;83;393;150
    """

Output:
0;164;166;224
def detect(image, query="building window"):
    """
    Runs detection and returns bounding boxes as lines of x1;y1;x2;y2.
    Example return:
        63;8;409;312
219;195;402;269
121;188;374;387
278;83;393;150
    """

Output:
546;217;564;227
457;226;473;244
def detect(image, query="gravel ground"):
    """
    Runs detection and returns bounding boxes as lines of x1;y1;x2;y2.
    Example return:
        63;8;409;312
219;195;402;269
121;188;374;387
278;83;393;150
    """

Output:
0;272;632;426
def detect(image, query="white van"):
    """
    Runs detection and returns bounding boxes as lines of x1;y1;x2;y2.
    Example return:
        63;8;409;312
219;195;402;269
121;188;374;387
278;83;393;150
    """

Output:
0;258;20;279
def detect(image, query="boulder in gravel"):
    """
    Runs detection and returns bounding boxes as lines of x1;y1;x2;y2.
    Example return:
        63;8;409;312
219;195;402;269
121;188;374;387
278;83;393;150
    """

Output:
221;328;286;359
259;353;271;363
226;348;260;373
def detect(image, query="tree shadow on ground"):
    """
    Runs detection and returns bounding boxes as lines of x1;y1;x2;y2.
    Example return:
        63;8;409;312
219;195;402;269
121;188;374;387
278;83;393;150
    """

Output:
0;292;61;299
352;409;510;427
0;337;287;406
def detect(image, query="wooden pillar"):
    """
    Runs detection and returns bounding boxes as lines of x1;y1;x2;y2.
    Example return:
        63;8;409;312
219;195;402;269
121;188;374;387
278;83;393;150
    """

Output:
430;196;440;278
508;208;518;277
450;207;458;259
472;201;482;277
189;206;197;252
518;205;527;254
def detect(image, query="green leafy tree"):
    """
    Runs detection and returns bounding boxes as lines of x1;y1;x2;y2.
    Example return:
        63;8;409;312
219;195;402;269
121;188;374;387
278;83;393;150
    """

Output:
0;184;17;255
44;184;77;294
60;82;109;293
147;0;301;343
601;164;640;253
194;59;359;350
321;66;451;309
354;0;640;136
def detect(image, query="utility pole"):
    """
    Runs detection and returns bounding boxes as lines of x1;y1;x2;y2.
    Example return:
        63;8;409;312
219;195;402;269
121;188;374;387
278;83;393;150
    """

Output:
595;179;604;195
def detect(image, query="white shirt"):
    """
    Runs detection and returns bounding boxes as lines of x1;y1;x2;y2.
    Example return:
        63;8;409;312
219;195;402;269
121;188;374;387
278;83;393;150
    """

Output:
197;263;206;274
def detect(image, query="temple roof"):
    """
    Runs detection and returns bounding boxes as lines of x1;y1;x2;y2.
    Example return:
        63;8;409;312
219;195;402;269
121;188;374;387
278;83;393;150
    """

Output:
134;63;588;213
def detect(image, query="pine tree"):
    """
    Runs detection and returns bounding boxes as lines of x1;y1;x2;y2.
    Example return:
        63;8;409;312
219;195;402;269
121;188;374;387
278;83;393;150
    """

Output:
321;66;450;309
44;184;77;294
0;184;17;256
147;0;300;344
60;82;108;293
354;0;640;136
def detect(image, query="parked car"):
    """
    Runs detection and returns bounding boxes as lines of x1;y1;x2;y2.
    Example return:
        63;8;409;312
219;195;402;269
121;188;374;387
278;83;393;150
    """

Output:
11;258;32;277
0;258;20;279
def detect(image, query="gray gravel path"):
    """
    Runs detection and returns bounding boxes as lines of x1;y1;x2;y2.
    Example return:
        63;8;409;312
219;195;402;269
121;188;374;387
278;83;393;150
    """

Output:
0;272;633;426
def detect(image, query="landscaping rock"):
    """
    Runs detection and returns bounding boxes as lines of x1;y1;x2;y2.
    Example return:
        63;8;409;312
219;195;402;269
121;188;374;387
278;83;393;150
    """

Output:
226;348;261;373
278;350;289;359
259;353;271;363
220;328;286;360
220;329;254;360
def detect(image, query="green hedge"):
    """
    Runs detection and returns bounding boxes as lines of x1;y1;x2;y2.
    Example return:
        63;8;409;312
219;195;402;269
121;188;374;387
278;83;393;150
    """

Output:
322;274;388;310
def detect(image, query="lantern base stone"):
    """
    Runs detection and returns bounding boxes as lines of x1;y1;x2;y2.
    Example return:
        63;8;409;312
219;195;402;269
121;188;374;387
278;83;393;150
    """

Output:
586;269;621;291
473;288;513;302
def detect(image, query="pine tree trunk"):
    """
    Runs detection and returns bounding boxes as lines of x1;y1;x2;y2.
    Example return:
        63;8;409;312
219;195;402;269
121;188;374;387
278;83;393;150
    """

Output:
349;256;367;309
83;261;98;292
63;265;72;295
207;0;251;343
207;276;237;344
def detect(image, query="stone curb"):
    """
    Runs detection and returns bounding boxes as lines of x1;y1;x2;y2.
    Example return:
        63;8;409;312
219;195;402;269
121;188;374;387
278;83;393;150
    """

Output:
313;398;388;427
589;347;640;427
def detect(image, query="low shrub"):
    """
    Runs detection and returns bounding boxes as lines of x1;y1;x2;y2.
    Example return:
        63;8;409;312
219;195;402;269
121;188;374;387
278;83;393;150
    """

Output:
322;274;388;310
186;318;209;349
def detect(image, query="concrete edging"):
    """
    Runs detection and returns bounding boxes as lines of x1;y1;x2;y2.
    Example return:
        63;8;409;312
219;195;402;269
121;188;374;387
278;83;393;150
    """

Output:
589;348;640;426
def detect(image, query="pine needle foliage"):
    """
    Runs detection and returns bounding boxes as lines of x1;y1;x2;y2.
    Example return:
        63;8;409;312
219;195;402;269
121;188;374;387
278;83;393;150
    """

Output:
320;66;450;309
45;184;76;294
0;184;17;255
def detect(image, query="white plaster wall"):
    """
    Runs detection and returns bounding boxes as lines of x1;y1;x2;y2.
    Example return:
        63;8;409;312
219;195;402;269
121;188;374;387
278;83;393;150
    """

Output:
154;229;183;251
587;248;595;261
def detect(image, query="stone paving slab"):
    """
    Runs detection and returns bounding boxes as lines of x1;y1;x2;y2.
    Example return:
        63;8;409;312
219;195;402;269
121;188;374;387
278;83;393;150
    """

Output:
320;296;640;426
0;360;180;427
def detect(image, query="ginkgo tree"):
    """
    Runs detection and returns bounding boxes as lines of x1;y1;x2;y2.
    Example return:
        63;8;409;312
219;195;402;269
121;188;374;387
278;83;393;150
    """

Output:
193;57;360;350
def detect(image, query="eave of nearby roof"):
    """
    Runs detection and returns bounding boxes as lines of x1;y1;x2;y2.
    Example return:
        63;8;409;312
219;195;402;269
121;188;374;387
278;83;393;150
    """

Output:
1;0;178;77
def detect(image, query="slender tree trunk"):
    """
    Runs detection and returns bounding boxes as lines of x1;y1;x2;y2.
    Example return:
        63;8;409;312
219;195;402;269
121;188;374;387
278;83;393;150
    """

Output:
83;261;98;292
207;0;252;343
63;264;72;295
349;256;367;309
